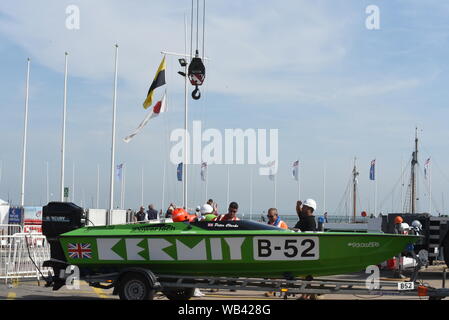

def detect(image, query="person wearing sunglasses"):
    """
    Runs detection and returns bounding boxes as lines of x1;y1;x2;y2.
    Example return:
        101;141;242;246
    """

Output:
266;208;288;229
214;202;240;221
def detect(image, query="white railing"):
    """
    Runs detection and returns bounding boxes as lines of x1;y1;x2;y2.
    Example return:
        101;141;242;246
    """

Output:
0;224;24;236
0;232;53;284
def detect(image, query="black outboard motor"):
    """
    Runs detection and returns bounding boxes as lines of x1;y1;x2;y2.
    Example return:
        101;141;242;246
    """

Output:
42;202;85;289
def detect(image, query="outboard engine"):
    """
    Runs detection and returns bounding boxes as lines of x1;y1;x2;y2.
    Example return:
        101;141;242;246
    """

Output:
42;202;85;289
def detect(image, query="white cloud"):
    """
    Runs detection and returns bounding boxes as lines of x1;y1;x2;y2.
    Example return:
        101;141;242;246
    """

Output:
0;0;350;102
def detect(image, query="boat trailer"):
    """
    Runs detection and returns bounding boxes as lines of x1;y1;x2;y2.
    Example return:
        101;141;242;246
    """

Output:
58;263;449;300
54;249;446;300
156;273;449;300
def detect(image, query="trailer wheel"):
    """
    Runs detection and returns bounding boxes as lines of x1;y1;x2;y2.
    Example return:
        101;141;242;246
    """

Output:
118;273;155;300
163;287;195;300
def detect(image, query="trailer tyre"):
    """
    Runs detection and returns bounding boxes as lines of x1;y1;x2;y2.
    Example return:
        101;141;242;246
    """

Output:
118;273;155;300
163;287;195;300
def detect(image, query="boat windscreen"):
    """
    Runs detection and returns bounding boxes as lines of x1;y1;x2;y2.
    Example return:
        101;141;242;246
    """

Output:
191;220;285;231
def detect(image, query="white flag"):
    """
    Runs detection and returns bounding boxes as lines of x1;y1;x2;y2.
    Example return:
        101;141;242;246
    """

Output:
268;160;276;181
424;157;430;179
201;162;207;181
123;92;167;143
292;160;299;181
116;163;123;180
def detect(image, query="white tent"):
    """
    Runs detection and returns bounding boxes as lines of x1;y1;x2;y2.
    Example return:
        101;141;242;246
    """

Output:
0;198;10;225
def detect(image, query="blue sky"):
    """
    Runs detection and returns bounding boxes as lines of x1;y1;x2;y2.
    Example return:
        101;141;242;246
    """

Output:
1;0;449;217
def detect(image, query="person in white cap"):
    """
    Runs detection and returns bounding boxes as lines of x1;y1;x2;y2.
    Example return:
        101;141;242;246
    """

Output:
198;203;216;221
294;199;319;300
293;199;317;231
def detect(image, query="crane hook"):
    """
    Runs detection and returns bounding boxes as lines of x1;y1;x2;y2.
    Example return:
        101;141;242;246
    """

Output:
192;86;201;100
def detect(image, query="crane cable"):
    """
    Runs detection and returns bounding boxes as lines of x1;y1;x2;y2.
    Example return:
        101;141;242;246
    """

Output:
202;0;206;60
189;0;206;100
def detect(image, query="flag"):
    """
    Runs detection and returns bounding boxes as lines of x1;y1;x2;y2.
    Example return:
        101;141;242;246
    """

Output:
116;163;123;180
177;163;183;181
369;159;376;181
68;243;92;259
124;92;167;143
292;160;299;181
143;56;166;109
424;157;431;179
201;162;207;181
268;160;276;181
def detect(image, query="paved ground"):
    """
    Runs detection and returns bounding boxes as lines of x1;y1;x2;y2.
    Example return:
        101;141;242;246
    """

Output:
1;264;448;300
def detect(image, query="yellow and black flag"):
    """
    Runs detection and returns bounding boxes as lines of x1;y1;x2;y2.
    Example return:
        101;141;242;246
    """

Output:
143;56;166;109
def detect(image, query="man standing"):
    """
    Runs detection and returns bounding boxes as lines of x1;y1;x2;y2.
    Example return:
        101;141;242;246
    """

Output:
147;204;158;220
294;199;317;231
214;202;240;221
392;216;406;278
266;208;288;229
135;206;146;222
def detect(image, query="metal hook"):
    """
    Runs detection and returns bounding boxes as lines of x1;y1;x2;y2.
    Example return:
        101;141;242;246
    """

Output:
192;86;201;100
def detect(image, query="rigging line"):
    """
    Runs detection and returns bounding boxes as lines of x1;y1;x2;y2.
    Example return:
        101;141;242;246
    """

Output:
420;146;449;185
196;0;200;52
202;0;206;60
334;174;352;215
416;165;442;214
184;13;187;58
378;155;412;210
357;183;363;213
338;175;352;212
190;0;194;61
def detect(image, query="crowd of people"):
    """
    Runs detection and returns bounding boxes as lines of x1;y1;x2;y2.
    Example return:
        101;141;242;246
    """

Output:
131;197;320;232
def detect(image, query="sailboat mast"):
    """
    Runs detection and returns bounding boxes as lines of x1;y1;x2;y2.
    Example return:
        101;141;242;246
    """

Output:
352;157;359;222
411;127;418;214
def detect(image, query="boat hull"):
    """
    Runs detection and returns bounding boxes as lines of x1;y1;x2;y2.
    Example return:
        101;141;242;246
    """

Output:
59;223;418;278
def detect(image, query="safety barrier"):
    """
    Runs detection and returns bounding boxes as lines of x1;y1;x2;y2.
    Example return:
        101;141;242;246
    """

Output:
0;232;52;284
0;224;24;237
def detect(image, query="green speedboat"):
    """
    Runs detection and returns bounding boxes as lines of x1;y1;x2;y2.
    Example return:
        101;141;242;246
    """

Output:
43;202;419;279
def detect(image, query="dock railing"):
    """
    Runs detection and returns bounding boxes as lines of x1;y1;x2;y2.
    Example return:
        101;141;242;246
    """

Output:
0;231;53;284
